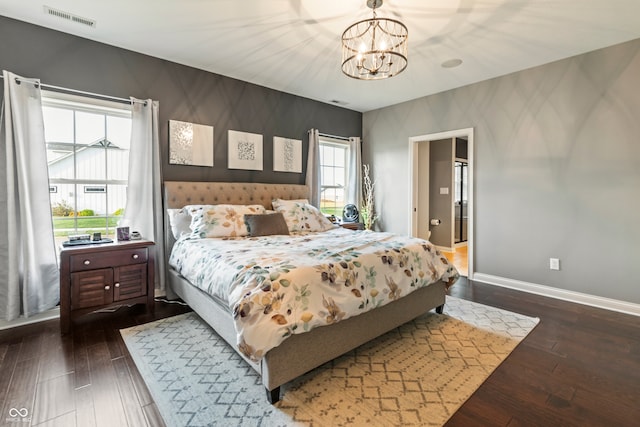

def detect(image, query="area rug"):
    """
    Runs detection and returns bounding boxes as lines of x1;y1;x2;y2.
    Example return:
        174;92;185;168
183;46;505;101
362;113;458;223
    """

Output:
121;297;539;427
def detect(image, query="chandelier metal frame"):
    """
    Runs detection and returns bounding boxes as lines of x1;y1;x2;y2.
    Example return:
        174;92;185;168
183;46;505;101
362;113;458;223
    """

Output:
341;0;408;80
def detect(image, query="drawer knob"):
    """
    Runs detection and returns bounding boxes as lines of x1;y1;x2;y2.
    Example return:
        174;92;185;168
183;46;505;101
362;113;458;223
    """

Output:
132;254;139;260
115;283;120;288
83;260;91;265
104;285;110;291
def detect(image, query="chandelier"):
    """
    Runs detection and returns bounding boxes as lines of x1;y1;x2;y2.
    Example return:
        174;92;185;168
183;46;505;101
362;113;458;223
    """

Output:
341;0;408;80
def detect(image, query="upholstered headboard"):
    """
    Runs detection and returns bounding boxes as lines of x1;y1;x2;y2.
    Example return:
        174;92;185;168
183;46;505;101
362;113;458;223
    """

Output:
163;181;310;209
163;181;310;259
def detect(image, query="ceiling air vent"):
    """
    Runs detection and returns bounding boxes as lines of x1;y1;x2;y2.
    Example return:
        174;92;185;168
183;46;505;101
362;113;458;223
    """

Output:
43;5;96;28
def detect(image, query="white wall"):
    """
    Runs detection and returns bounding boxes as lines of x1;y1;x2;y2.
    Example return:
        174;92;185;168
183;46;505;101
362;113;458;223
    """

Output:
363;38;640;306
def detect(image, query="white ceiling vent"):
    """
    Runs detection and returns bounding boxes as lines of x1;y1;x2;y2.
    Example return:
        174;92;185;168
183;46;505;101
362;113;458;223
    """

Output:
43;5;96;28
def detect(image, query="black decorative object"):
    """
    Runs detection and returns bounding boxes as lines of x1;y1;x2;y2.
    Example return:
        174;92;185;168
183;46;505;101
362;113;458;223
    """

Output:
343;204;359;223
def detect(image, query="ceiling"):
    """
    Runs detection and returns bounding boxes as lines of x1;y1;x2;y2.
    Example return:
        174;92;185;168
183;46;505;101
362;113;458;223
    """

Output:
1;0;640;112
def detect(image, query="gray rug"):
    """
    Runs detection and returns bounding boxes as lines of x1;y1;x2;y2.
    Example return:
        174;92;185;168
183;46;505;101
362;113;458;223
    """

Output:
121;296;539;427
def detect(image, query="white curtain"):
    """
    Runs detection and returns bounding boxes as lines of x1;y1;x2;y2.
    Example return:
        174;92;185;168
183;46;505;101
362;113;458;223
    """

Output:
306;128;321;207
120;98;165;290
0;71;59;321
347;136;362;210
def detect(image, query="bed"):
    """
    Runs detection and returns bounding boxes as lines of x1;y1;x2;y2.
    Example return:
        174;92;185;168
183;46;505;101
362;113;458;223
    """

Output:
163;181;458;403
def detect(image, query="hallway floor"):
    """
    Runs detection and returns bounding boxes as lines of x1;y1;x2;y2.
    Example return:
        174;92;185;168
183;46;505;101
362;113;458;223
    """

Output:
443;245;468;277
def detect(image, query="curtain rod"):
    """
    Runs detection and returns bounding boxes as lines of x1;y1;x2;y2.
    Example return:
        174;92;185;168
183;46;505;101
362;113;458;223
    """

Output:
317;132;350;141
0;74;146;106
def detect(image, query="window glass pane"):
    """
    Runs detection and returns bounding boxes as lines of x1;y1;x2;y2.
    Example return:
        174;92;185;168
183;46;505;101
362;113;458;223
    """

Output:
107;116;131;150
321;166;335;186
334;147;346;167
76;145;106;180
108;184;127;218
75;111;105;145
47;144;77;180
320;145;333;164
78;187;105;216
51;183;78;244
335;166;346;187
43;106;74;143
335;188;345;209
106;146;129;180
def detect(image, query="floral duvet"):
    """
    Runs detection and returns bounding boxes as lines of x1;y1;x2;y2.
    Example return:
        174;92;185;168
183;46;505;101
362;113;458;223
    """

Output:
169;227;459;361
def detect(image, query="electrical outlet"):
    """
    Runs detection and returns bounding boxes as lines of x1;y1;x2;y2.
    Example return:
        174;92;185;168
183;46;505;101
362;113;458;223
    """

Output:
549;258;560;271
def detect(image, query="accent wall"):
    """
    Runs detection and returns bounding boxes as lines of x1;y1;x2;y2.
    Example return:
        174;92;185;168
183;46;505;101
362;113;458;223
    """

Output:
0;15;362;184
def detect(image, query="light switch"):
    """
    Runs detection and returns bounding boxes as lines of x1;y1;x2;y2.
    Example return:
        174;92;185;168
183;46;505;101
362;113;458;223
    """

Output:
440;187;449;195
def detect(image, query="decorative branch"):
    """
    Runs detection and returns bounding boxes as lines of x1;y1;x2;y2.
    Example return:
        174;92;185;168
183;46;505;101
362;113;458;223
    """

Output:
361;164;379;230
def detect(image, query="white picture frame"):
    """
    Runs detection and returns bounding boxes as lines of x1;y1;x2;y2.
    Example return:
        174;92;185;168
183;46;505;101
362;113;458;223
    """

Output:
273;136;302;173
169;120;214;167
228;130;263;170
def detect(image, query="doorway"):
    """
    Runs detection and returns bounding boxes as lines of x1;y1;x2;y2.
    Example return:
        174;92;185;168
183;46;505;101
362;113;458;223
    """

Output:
408;128;474;278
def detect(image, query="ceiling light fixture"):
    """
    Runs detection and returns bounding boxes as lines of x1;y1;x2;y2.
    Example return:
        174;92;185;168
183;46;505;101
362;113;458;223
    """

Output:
341;0;408;80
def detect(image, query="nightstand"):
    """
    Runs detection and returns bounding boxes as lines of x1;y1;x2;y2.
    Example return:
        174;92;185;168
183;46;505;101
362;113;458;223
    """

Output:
59;240;155;334
340;222;364;230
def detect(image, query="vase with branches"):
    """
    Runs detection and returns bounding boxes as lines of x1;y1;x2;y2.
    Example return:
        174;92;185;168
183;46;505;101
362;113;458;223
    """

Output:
361;164;378;230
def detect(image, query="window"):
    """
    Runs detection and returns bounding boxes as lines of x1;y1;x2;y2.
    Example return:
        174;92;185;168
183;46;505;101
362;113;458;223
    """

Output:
319;137;350;217
42;92;132;245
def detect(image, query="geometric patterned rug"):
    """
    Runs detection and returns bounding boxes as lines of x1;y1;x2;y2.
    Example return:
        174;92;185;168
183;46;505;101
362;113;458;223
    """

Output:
121;296;539;427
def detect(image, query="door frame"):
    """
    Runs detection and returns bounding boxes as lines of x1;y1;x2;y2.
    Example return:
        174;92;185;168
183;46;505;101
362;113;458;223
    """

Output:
408;127;474;279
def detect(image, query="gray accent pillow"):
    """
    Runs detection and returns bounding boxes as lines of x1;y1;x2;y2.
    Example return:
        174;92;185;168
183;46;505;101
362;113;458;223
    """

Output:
244;213;290;237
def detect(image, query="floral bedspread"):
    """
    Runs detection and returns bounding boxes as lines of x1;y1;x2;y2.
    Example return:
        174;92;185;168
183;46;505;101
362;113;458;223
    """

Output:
169;227;459;361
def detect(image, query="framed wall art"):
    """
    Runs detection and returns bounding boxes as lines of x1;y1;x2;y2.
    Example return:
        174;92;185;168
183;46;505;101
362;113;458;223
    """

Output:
273;136;302;173
169;120;214;167
228;130;263;170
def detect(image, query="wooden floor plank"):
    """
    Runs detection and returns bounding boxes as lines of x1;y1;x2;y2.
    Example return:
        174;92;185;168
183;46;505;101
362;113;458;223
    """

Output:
1;357;40;425
31;373;76;425
112;356;150;427
0;342;21;412
73;386;96;427
72;332;91;389
32;411;76;427
86;342;129;427
37;331;74;383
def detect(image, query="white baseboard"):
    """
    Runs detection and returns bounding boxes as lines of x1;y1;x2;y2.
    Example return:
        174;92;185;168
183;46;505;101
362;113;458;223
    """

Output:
472;273;640;317
0;307;60;331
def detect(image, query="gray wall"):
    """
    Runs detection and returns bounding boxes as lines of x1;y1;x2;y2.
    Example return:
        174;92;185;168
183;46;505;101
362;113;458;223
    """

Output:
0;16;362;184
364;38;640;304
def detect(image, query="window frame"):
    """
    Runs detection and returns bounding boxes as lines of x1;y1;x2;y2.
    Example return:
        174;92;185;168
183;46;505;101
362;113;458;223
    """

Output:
42;91;132;243
318;136;351;217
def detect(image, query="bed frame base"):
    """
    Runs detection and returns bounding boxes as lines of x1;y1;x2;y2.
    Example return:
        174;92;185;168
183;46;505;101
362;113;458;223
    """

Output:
168;266;447;403
436;304;444;314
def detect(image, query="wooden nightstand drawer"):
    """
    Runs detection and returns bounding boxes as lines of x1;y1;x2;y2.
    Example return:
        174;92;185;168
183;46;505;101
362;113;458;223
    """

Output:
69;247;148;272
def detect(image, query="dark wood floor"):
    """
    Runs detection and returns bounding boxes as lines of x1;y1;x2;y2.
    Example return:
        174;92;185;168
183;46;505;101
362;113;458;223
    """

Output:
0;278;638;426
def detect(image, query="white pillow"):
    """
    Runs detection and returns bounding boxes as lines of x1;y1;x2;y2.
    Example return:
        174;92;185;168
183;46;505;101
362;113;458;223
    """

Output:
190;204;266;238
272;199;334;233
167;208;192;239
167;205;214;239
